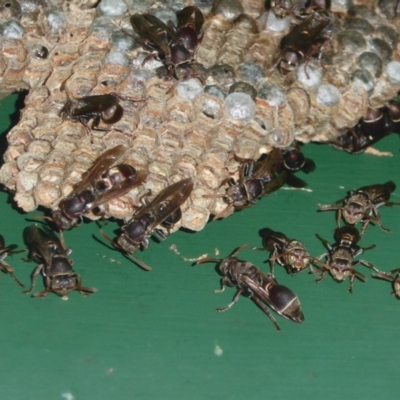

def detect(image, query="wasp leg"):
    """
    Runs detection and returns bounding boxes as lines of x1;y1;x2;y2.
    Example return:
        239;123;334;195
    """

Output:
215;288;244;312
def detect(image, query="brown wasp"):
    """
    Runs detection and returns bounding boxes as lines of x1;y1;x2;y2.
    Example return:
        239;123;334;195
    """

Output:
130;6;204;81
372;268;400;299
52;145;147;230
313;226;378;293
205;148;288;219
253;228;311;275
0;235;24;288
61;93;142;135
196;245;304;331
329;108;391;154
276;14;329;75
103;178;194;271
23;225;97;298
318;181;399;235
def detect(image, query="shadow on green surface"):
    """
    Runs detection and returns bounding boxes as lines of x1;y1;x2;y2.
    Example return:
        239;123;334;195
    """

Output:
0;91;28;166
0;91;30;216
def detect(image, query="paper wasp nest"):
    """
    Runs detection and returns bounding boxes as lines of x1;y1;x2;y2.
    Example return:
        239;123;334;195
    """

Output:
0;0;399;232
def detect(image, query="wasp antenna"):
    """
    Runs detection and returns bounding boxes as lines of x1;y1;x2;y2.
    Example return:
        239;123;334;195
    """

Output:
33;214;53;223
230;244;248;257
195;257;223;265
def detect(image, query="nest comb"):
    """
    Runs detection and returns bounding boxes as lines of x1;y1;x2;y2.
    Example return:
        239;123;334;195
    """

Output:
0;0;399;233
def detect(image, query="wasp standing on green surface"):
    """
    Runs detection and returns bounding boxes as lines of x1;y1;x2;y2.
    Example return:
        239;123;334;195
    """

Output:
23;225;97;299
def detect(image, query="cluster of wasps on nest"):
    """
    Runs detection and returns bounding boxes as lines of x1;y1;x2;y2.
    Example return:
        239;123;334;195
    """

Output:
1;2;400;330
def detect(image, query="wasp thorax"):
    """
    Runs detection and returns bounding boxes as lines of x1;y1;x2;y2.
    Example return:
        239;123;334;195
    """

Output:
123;216;152;246
51;210;75;231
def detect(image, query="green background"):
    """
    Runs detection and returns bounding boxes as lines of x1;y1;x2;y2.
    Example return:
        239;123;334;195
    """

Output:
1;93;400;399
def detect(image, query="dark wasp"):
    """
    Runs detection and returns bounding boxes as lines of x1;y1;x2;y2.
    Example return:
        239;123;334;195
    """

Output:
329;108;391;154
313;226;379;293
205;148;288;220
52;145;147;230
275;13;330;76
130;6;204;81
206;147;315;219
196;245;304;331
0;235;24;288
102;178;194;271
61;93;142;134
23;225;97;298
318;181;399;235
254;228;311;275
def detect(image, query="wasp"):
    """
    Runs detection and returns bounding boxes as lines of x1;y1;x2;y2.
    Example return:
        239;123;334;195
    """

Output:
52;145;147;230
329;108;391;154
196;245;304;331
372;268;400;299
318;181;399;234
313;226;378;293
254;228;311;275
130;6;204;80
205;148;288;219
0;235;24;288
103;178;194;270
23;225;97;298
61;93;142;135
276;14;329;75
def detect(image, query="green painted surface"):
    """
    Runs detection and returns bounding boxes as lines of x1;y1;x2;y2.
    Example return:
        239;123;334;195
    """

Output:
0;94;400;400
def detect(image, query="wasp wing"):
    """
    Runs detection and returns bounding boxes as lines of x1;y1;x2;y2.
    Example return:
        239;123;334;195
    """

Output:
176;6;204;32
71;94;120;116
252;148;282;181
262;171;288;196
88;169;147;210
131;14;179;52
70;145;128;196
281;15;329;51
23;225;66;265
241;274;274;311
132;178;193;230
